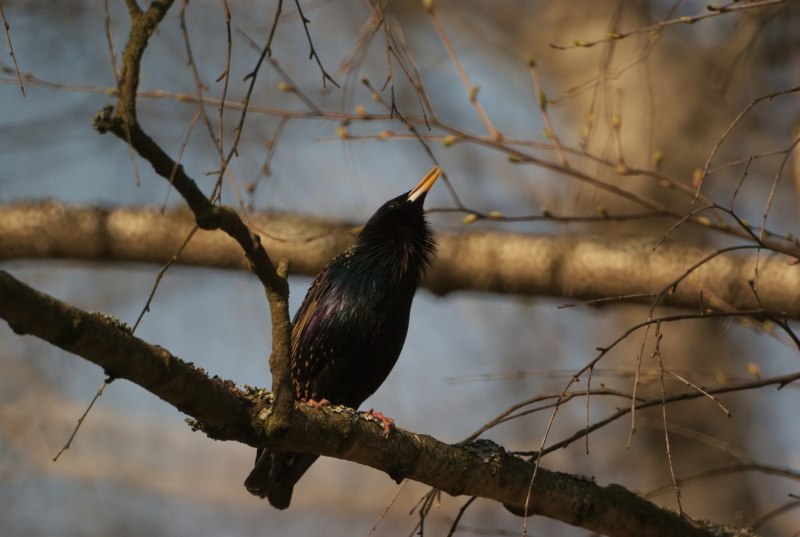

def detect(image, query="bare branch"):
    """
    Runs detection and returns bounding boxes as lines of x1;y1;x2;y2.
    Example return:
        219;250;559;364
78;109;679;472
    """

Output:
0;270;752;537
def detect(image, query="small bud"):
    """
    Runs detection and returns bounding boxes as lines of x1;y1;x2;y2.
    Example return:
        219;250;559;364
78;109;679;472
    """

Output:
463;213;478;224
488;211;503;219
441;135;457;147
538;91;548;109
652;150;664;167
692;168;704;188
335;126;349;139
745;362;762;380
278;82;294;92
355;104;367;118
696;216;711;226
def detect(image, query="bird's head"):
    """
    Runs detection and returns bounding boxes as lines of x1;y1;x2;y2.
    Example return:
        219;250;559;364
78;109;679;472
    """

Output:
354;166;443;279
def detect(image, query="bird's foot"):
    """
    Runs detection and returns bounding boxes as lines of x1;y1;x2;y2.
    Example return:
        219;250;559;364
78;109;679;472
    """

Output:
301;398;331;409
365;409;395;438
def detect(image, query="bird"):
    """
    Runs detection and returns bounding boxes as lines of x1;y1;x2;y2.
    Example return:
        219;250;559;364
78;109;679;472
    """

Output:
244;166;443;509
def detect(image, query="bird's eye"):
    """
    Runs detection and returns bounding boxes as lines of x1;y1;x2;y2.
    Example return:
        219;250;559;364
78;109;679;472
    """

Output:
388;201;401;210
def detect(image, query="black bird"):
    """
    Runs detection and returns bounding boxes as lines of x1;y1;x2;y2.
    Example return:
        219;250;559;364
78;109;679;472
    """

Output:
245;166;442;509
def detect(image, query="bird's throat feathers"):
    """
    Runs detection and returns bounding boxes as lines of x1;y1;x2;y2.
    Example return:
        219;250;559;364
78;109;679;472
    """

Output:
350;224;436;287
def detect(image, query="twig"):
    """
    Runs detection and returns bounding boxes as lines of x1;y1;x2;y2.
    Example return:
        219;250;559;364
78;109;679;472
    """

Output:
645;462;800;499
446;496;478;537
424;2;500;140
367;480;408;536
663;368;731;417
103;0;121;83
131;226;200;333
749;498;800;530
696;84;800;201
178;0;224;162
217;0;232;160
538;368;800;455
654;325;684;515
212;0;284;201
759;135;800;241
0;0;24;96
526;56;569;168
550;0;789;51
52;377;113;462
161;109;203;210
292;0;339;87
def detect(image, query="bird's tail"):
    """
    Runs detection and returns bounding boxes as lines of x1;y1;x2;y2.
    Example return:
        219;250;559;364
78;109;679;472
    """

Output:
244;449;319;509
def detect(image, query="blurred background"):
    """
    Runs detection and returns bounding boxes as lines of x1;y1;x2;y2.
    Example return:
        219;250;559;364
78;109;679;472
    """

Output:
1;1;800;535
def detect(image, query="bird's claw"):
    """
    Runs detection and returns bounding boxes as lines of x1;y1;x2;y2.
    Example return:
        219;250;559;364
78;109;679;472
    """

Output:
365;409;395;438
301;398;331;409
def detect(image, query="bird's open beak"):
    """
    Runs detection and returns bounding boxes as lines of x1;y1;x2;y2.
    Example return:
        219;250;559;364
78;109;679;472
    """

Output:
407;166;443;203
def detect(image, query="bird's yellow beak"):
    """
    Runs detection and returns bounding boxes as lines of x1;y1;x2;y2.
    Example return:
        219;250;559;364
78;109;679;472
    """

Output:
407;166;443;203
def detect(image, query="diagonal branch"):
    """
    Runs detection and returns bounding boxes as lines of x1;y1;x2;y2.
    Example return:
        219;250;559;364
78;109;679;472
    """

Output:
93;0;295;429
0;270;753;537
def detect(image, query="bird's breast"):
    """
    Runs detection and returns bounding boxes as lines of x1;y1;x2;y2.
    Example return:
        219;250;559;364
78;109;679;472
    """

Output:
290;268;416;407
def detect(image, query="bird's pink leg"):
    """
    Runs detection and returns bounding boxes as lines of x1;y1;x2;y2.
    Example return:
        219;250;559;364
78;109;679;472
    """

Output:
365;409;395;437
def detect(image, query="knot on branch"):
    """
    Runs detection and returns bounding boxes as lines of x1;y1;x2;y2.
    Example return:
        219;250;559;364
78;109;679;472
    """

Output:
92;105;120;134
457;438;510;463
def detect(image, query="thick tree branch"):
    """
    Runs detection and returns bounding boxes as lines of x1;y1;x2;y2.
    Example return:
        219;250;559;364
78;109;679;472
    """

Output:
2;202;800;318
0;270;754;537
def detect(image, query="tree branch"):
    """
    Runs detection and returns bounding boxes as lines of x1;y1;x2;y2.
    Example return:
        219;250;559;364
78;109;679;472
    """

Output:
93;0;296;434
0;270;754;537
2;201;800;318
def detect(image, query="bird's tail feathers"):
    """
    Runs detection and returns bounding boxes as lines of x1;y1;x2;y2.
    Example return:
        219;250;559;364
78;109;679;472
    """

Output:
244;449;319;510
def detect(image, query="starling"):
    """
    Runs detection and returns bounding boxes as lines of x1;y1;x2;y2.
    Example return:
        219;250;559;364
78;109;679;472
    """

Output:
244;166;443;509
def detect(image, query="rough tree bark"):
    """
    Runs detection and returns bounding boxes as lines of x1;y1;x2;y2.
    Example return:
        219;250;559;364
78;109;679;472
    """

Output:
0;270;757;537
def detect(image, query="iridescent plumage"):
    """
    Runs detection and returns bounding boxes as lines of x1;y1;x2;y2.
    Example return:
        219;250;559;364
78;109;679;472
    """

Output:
245;167;442;509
